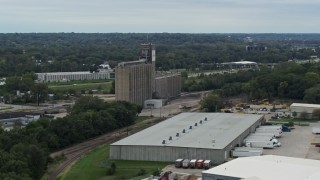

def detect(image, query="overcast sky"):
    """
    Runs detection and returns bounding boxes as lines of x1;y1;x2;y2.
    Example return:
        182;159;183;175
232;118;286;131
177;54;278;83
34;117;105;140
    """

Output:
0;0;319;33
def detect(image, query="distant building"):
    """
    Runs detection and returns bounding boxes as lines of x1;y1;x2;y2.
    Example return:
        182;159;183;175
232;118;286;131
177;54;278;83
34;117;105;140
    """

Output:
246;45;267;52
115;44;155;106
36;62;114;83
202;155;320;180
115;44;181;106
0;112;42;130
37;71;114;83
220;61;258;69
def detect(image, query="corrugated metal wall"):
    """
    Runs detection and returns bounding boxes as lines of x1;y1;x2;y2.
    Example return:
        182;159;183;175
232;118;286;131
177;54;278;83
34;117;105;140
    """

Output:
110;145;225;164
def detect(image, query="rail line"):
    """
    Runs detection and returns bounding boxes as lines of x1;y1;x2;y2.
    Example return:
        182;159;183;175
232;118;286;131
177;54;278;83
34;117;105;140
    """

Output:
48;117;165;180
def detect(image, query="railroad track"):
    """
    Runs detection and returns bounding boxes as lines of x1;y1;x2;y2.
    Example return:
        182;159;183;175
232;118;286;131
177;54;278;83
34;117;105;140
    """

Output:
48;117;165;180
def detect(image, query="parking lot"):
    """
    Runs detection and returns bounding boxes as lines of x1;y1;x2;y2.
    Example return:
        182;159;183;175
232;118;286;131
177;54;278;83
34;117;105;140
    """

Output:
263;122;320;160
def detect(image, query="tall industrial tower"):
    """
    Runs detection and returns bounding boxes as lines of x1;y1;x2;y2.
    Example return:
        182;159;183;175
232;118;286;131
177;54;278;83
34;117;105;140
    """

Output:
115;43;156;105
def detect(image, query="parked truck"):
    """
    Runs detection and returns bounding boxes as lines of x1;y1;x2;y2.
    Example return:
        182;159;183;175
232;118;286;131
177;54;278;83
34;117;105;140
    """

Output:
189;159;197;169
203;160;212;169
245;136;279;143
252;132;277;138
175;159;184;168
256;129;282;137
259;125;282;130
282;125;291;132
196;159;204;169
182;159;190;168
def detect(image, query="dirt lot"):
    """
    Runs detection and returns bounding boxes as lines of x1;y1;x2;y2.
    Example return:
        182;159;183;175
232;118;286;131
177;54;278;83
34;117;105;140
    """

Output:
139;96;201;117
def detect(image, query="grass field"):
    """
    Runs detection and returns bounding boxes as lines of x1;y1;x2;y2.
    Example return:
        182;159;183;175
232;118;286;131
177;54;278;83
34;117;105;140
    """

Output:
60;145;169;180
49;81;112;93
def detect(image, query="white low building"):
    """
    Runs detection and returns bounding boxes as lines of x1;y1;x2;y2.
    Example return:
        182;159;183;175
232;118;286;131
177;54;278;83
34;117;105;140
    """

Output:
202;155;320;180
37;70;114;83
290;103;320;119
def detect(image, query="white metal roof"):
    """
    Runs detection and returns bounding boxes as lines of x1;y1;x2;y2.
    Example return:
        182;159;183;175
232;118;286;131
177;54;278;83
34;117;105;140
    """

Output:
36;71;110;76
112;113;262;149
290;103;320;109
203;155;320;180
221;61;257;65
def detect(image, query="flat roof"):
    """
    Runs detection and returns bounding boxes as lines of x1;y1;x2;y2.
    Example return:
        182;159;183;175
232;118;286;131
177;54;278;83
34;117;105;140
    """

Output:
290;103;320;109
112;113;262;149
203;155;320;180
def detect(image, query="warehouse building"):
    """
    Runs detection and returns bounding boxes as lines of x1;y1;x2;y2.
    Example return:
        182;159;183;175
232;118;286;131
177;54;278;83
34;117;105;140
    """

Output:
37;70;114;83
290;103;320;119
202;155;320;180
110;113;263;164
220;61;258;70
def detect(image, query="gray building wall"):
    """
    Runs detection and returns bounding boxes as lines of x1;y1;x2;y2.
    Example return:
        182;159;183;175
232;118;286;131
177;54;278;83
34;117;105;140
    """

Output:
110;145;224;164
155;74;181;99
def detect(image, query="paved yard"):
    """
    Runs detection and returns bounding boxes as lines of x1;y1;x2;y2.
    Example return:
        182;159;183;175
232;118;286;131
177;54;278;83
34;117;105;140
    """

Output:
263;122;320;159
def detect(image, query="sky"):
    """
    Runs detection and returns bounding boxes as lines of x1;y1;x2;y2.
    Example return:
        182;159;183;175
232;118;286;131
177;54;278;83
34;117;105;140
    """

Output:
0;0;319;33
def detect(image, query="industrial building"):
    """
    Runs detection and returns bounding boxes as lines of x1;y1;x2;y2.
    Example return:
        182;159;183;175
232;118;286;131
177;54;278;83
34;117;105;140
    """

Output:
202;155;320;180
110;113;263;164
115;44;181;106
37;70;114;83
290;103;320;119
155;74;181;99
115;44;155;106
0;112;42;130
220;61;258;70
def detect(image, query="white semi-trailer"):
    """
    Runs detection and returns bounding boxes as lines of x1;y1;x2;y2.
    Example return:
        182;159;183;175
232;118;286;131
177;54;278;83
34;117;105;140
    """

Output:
232;147;263;157
252;132;277;138
259;125;282;130
256;129;282;137
245;140;277;148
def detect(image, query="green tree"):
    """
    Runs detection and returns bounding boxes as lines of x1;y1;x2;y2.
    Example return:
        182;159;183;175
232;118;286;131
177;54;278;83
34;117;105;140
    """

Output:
303;85;320;104
200;93;222;112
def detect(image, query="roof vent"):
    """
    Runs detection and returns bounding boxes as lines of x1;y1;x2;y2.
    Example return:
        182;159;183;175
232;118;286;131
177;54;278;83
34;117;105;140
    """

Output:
176;133;179;137
189;126;192;129
182;129;186;133
169;136;172;140
200;120;203;124
195;123;198;126
162;140;166;144
205;117;207;121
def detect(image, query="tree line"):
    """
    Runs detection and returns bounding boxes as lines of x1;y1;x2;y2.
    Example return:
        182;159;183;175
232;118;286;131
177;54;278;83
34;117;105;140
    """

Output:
0;96;141;179
184;61;320;104
0;33;320;76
